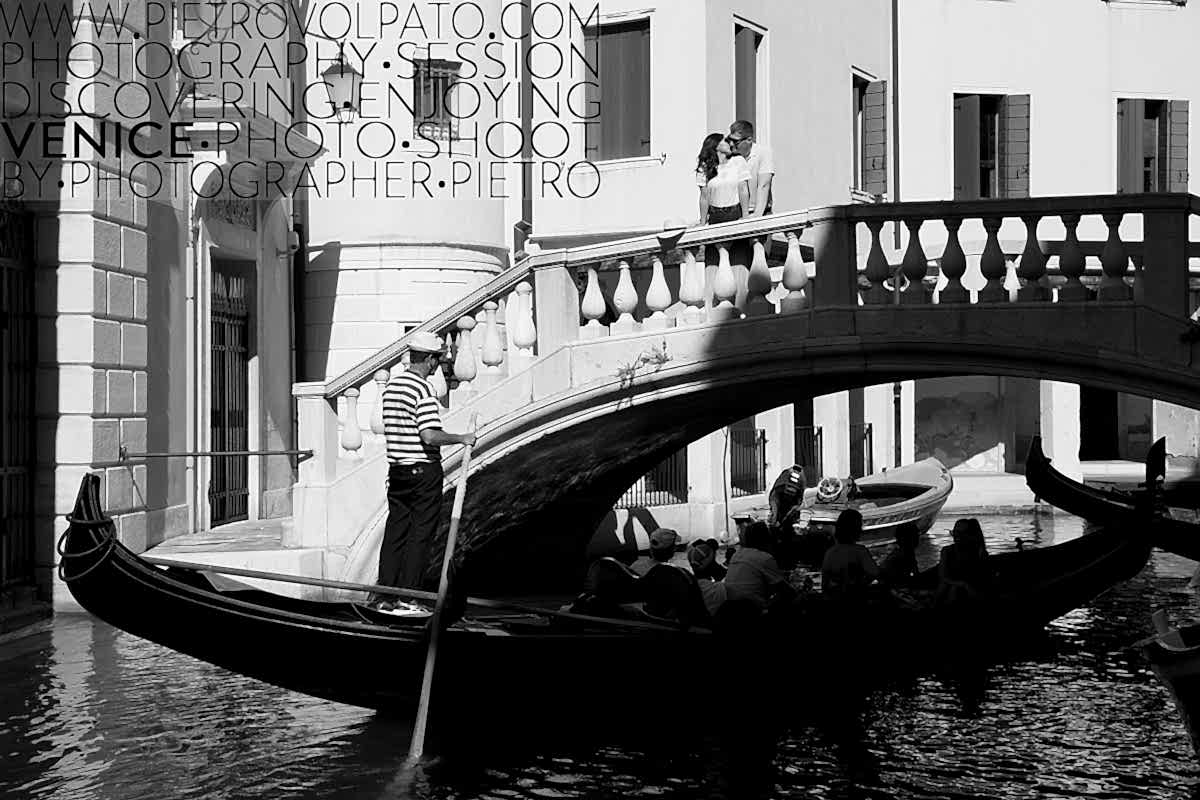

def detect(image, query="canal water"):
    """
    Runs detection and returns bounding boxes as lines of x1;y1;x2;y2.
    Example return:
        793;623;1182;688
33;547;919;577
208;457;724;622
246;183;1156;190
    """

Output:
4;512;1200;800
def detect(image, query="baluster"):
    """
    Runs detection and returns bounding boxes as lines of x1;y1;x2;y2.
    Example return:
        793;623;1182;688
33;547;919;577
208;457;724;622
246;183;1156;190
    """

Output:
644;256;673;330
340;388;363;455
1058;213;1088;301
480;301;504;382
1099;211;1131;301
510;281;537;373
780;232;809;313
611;261;639;335
580;265;608;339
496;295;508;345
452;316;477;399
428;356;449;403
711;245;739;322
745;239;774;316
370;370;388;436
679;248;705;325
900;218;929;304
978;216;1007;303
1016;214;1048;302
937;217;969;303
862;219;891;304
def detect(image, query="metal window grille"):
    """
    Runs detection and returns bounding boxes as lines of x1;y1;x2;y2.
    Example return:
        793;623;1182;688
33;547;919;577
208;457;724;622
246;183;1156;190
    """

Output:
209;267;250;525
615;448;688;508
729;428;767;498
413;59;460;141
850;422;874;477
0;206;33;593
794;426;824;486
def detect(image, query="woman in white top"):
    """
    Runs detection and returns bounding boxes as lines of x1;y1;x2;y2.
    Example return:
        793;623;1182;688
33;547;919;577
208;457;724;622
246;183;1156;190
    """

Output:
695;132;751;226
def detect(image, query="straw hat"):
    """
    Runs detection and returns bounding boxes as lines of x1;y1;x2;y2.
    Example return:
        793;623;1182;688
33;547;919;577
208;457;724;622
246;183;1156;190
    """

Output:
409;332;446;354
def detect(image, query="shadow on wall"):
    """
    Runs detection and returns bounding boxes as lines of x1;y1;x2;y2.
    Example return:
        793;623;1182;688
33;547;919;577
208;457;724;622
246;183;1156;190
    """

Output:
304;242;342;380
584;507;662;560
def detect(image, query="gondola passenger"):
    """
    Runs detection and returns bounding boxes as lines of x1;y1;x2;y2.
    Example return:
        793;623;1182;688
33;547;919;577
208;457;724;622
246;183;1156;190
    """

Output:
724;521;795;613
936;518;994;605
820;509;880;603
687;540;728;617
878;522;921;588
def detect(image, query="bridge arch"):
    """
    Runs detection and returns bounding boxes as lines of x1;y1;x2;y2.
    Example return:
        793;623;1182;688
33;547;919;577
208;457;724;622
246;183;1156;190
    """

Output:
432;302;1200;592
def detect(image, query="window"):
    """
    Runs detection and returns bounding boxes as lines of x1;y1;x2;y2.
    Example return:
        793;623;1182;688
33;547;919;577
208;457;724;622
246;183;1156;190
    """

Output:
413;59;461;141
853;75;888;196
953;93;1029;200
583;19;651;161
1117;98;1188;193
735;24;763;129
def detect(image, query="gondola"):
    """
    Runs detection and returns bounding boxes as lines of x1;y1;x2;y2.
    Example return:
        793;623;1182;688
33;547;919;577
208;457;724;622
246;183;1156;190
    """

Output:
735;457;953;543
1135;611;1200;756
61;473;1150;715
1025;435;1200;559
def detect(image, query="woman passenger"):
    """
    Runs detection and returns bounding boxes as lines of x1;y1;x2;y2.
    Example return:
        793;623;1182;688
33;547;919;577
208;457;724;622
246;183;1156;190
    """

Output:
820;509;880;604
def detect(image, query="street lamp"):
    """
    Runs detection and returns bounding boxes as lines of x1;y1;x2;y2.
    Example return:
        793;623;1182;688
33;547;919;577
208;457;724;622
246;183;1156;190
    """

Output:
321;42;363;124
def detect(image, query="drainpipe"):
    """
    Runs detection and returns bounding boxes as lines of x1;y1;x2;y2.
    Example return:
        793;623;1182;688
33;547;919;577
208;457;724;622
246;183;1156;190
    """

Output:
891;0;901;245
891;0;904;469
516;1;534;254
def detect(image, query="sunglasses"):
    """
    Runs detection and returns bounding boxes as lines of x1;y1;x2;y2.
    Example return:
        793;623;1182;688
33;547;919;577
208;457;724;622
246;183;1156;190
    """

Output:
726;136;747;144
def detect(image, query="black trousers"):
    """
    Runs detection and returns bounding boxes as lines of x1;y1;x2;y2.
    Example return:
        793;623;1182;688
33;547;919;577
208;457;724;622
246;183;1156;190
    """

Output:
378;461;444;590
706;205;751;272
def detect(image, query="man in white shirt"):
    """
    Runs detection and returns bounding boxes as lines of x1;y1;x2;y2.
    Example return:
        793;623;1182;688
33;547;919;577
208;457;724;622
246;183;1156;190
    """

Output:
728;120;775;216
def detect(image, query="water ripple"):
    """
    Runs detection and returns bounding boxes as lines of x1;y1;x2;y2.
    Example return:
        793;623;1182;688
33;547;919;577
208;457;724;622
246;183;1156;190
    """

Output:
6;514;1200;799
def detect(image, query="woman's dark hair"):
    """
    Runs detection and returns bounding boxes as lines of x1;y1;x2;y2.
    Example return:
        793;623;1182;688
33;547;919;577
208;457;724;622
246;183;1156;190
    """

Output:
742;520;774;552
834;509;864;544
895;521;920;550
696;132;724;183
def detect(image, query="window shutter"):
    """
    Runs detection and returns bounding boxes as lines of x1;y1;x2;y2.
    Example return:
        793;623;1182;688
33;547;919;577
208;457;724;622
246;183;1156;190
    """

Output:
635;22;651;155
583;28;600;161
735;26;758;129
862;80;888;197
588;21;651;161
953;94;980;200
999;94;1030;198
1116;98;1144;193
1167;100;1189;192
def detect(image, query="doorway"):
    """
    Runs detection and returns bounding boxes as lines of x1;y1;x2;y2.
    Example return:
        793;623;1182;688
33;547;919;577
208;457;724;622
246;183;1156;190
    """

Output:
209;258;254;525
0;206;34;595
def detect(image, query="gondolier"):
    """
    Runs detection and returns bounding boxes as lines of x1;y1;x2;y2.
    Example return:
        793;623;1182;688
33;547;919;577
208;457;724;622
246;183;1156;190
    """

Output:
373;332;477;610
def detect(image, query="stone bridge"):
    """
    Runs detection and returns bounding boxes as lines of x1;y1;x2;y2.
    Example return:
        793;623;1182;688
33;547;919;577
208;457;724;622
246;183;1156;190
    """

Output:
291;193;1200;593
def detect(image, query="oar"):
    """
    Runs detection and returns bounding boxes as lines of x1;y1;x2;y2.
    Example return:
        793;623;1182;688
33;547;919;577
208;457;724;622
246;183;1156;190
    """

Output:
408;413;478;764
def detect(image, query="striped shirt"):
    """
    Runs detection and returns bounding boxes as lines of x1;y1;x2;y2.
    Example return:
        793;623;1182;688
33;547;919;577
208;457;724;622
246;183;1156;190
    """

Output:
382;372;443;464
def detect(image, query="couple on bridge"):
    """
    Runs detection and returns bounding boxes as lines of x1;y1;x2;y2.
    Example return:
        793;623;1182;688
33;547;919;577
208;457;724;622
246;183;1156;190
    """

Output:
695;120;776;229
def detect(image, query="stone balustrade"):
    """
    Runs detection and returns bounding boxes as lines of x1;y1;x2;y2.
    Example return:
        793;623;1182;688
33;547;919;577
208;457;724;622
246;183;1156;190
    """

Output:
292;193;1200;549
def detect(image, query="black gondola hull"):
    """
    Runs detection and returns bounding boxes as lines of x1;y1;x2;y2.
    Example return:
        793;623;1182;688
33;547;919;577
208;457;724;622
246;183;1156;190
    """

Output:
61;474;1150;716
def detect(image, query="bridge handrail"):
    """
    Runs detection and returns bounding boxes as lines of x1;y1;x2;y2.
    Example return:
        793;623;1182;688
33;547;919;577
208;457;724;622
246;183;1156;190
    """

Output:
313;192;1200;400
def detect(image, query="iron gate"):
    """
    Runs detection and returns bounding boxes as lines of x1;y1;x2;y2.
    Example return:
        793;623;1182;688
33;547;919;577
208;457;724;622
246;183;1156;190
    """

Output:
0;205;34;593
209;262;250;525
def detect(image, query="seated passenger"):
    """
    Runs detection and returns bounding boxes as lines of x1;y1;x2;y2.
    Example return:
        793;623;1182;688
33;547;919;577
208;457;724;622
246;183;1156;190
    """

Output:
570;555;641;617
687;540;727;617
820;509;880;602
724;521;796;613
878;522;921;588
703;538;728;580
936;518;994;605
631;527;680;577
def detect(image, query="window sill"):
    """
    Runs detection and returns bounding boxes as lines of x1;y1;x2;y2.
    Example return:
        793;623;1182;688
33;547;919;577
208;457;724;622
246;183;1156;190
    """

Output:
589;155;666;172
1101;0;1186;6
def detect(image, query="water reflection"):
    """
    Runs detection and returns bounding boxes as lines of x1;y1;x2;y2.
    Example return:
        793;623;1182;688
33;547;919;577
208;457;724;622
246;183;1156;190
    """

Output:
5;513;1200;799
